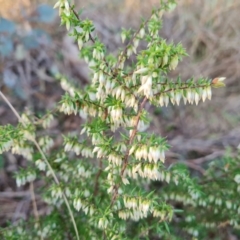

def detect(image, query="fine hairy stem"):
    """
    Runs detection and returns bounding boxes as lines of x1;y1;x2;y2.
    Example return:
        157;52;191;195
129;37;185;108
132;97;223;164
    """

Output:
111;96;148;206
0;91;80;240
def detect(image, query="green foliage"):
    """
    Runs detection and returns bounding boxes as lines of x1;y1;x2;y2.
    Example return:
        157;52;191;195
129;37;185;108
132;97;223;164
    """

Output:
0;0;233;240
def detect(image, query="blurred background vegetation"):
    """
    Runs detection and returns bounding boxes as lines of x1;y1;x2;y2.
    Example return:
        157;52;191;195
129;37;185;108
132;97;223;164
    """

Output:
0;0;239;234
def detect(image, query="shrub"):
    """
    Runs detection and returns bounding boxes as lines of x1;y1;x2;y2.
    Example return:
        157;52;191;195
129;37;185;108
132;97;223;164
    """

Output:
1;1;237;240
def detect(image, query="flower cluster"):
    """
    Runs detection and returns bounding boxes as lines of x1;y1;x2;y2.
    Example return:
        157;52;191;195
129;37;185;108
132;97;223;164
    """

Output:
11;141;33;161
15;169;36;187
119;195;173;222
41;114;54;129
126;164;172;182
63;136;94;158
39;136;54;152
157;84;212;106
35;159;47;171
73;197;95;215
130;144;166;163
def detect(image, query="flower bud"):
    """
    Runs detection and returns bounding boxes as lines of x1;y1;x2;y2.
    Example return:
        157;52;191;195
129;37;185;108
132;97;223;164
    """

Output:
121;31;126;43
212;77;226;88
162;54;168;66
169;55;178;70
77;38;83;50
139;28;145;38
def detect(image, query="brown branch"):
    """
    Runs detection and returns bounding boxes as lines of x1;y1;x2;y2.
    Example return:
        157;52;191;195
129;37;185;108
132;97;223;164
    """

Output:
120;97;148;176
29;182;44;240
110;97;148;206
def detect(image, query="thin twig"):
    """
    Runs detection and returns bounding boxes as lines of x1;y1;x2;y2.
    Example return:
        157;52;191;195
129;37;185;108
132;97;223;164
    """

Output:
29;182;43;240
0;91;22;121
29;182;39;221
